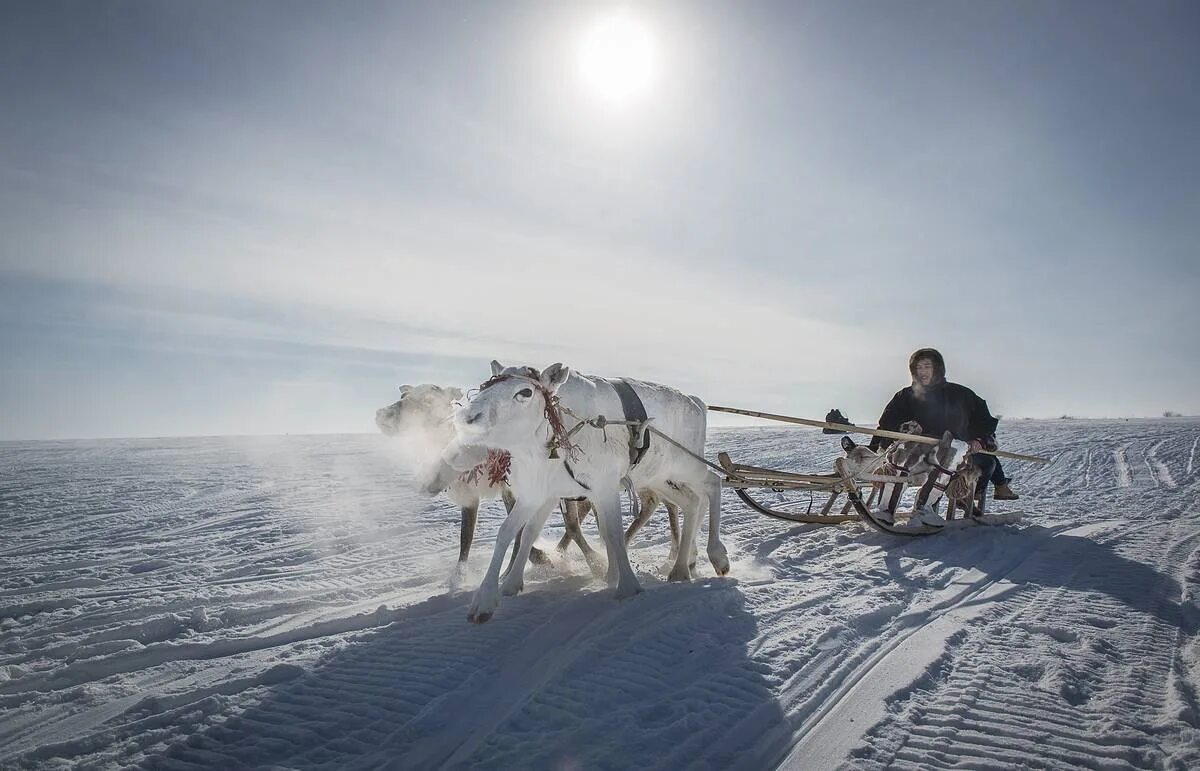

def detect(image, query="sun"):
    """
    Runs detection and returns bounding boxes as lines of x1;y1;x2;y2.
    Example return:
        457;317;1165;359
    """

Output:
577;12;657;103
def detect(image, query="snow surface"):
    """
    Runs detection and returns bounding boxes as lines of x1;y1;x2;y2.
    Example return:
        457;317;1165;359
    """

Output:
2;419;1200;769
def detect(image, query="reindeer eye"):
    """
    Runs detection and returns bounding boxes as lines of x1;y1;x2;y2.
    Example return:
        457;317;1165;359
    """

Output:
515;388;533;400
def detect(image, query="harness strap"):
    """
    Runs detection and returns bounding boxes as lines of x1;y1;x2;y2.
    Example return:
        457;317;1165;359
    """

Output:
604;377;652;468
931;461;959;476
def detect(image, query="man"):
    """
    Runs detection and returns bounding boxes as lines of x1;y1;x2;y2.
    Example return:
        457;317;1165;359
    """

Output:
869;348;1019;501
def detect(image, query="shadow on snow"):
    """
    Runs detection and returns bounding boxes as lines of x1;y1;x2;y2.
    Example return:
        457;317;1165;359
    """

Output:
140;576;789;770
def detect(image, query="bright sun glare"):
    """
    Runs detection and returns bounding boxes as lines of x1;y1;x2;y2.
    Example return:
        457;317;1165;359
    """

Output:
578;12;657;103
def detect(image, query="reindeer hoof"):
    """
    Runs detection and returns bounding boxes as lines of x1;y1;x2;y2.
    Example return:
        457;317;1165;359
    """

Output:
501;579;523;597
529;547;552;566
667;566;691;582
468;610;493;624
615;581;642;599
710;550;731;576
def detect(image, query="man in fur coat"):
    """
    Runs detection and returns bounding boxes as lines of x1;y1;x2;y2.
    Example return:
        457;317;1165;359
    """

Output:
869;348;1019;501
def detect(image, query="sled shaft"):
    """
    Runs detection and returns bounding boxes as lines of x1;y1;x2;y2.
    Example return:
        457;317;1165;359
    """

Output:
708;405;1050;464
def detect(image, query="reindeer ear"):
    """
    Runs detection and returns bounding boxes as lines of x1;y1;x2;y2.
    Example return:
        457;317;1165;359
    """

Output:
841;436;857;453
540;363;570;392
940;430;954;446
490;360;505;376
399;384;413;395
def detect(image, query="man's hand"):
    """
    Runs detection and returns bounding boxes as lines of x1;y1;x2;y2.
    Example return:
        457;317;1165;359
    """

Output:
969;439;985;454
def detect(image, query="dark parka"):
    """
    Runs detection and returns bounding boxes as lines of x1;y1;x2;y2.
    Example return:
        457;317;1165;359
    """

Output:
869;348;999;452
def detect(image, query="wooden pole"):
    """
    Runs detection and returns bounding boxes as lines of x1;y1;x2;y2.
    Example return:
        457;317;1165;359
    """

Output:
708;405;1051;464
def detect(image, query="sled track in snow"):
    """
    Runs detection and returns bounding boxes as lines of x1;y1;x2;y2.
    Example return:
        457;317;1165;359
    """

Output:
844;518;1200;769
777;536;1046;769
1147;440;1178;490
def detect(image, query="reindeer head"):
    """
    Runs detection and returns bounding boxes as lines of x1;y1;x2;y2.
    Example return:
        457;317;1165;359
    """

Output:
886;427;953;477
841;435;883;476
454;361;571;454
375;384;464;439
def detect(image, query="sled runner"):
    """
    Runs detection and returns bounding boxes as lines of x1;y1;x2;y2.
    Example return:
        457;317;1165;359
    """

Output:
710;406;1046;536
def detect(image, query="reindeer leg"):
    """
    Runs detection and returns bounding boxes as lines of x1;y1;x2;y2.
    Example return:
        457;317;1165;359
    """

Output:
657;486;701;582
501;500;556;597
458;502;478;564
470;498;541;623
504;528;523;579
555;499;574;552
565;500;596;554
594;487;642;598
499;491;521;580
556;499;602;577
497;488;547;566
559;500;594;552
625;491;657;543
666;501;681;561
703;471;729;577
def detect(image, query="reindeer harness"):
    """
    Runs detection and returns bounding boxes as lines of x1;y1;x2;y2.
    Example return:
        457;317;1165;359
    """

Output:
475;373;653;492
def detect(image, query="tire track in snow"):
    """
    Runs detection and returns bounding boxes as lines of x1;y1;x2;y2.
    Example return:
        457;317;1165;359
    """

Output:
1148;440;1178;490
1114;445;1133;488
1189;436;1198;476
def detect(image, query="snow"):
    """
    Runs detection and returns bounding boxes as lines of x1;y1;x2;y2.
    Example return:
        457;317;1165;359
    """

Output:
2;419;1199;768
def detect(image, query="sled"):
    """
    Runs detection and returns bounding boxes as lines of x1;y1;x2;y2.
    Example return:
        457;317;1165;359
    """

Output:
710;406;1045;537
719;449;1025;535
718;452;861;524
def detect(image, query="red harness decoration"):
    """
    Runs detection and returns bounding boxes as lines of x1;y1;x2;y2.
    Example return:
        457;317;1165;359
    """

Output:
477;373;580;461
461;449;512;487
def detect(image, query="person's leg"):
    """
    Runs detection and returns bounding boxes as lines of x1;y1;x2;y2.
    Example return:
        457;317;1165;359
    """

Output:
990;456;1020;500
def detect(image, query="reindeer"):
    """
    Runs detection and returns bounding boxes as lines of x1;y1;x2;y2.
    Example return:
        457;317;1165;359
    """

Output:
446;362;729;623
376;384;681;577
942;455;984;520
841;421;958;527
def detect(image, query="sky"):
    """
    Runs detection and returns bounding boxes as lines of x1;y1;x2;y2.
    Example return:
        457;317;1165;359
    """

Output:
2;0;1198;440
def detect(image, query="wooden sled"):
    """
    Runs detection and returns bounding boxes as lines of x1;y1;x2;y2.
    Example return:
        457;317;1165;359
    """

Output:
708;406;1046;537
718;452;1024;536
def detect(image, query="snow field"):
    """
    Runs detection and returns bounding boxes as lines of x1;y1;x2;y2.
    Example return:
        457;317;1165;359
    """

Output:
1;419;1199;768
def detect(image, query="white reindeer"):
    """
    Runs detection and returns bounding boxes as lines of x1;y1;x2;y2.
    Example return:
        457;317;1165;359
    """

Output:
376;385;680;573
447;362;729;623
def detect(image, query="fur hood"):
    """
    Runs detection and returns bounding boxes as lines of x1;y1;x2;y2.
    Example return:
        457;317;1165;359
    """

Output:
908;347;946;393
